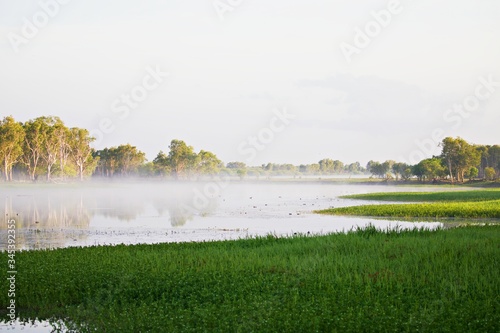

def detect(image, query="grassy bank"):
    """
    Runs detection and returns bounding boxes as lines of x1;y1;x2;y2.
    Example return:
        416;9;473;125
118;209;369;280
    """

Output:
1;226;499;332
318;201;500;219
340;189;500;202
317;189;500;219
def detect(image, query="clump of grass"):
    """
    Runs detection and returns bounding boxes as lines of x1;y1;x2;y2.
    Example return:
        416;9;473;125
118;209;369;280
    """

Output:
1;226;499;332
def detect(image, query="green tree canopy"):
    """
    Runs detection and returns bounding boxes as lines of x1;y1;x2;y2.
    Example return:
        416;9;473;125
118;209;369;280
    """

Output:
167;140;197;179
0;116;25;181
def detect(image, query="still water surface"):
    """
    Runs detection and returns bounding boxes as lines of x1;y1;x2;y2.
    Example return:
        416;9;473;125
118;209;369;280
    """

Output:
0;181;453;250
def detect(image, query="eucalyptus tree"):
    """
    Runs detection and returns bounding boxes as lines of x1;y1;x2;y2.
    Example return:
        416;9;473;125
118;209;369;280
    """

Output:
392;162;409;181
167;139;197;179
226;161;246;169
440;137;480;183
69;127;96;181
0;116;25;181
382;160;396;178
367;161;389;178
486;145;500;174
484;167;496;181
196;150;222;176
37;116;69;181
56;121;72;179
152;150;171;177
332;160;344;174
318;158;334;174
21;118;47;181
94;144;145;177
306;163;320;174
418;158;446;181
115;144;146;176
93;147;117;177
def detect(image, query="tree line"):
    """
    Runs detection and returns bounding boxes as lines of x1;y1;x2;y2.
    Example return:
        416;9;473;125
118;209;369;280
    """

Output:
0;116;95;181
1;115;498;182
366;137;500;183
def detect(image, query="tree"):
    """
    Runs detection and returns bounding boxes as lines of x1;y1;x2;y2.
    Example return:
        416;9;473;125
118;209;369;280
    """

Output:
56;124;72;180
392;162;409;181
307;164;320;174
456;145;480;182
39;116;67;181
345;162;362;174
167;140;197;179
115;144;146;176
466;166;478;181
69;128;96;181
94;147;118;177
138;162;156;177
402;166;413;180
486;145;500;176
333;160;344;174
484;167;496;181
21;118;47;181
476;145;489;178
440;137;460;183
367;161;389;178
196;150;222;175
236;168;247;180
319;159;334;174
94;144;146;177
0;116;25;181
263;163;274;172
383;160;396;178
152;150;171;176
418;158;446;181
412;163;425;182
440;137;480;183
226;162;246;169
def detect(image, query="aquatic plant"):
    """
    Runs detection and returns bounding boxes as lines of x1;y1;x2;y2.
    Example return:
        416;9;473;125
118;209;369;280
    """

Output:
0;226;498;332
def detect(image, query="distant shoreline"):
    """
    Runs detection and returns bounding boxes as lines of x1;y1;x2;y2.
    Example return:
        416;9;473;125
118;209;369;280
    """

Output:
1;177;499;188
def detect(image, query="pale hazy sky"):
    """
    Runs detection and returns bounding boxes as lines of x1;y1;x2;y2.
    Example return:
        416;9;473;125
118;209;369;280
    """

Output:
1;0;499;166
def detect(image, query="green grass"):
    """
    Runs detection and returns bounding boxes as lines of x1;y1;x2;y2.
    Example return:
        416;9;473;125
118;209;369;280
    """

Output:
317;189;500;219
341;189;500;202
318;200;500;219
1;226;499;332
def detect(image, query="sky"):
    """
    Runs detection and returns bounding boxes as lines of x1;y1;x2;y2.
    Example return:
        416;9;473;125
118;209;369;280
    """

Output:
1;0;499;166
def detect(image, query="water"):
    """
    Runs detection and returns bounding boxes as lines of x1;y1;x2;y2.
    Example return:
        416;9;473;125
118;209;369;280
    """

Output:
0;181;449;250
0;180;465;331
0;319;66;332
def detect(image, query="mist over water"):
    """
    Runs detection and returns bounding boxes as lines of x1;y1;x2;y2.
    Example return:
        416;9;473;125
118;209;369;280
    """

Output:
1;181;446;250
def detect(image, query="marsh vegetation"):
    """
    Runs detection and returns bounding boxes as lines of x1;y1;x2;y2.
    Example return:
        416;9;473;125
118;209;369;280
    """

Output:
317;189;500;219
1;226;499;332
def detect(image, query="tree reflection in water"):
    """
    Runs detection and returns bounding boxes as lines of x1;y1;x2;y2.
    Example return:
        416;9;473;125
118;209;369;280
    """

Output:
0;183;219;249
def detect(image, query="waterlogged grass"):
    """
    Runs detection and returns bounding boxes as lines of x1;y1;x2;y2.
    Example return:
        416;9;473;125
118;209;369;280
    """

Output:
341;189;500;202
318;200;500;219
317;189;500;219
1;226;499;332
